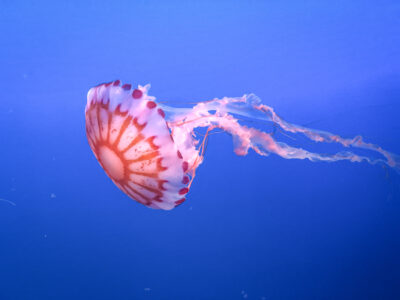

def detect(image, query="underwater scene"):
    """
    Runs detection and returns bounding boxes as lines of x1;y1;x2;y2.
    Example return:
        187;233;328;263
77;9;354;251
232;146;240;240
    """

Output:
1;1;400;299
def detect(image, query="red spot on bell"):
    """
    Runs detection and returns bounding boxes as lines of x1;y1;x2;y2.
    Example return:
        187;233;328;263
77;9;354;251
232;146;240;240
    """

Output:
132;89;143;99
122;83;131;90
147;101;156;109
157;108;165;118
113;80;120;86
182;161;189;172
175;198;185;206
177;151;183;159
182;176;189;184
179;188;189;195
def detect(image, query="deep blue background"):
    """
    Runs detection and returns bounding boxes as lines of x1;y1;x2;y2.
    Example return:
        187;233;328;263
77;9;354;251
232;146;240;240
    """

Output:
1;1;400;299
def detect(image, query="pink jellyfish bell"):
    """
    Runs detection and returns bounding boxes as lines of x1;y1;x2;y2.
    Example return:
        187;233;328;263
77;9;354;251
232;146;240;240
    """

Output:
85;81;192;210
86;80;400;210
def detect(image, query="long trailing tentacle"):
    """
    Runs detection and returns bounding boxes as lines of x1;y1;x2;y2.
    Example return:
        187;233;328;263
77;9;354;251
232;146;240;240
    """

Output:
164;94;400;173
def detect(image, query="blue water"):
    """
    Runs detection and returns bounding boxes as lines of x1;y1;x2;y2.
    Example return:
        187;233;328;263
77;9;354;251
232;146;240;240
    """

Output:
1;1;400;299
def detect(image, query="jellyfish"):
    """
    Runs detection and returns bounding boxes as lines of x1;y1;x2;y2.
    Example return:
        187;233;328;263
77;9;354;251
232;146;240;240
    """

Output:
85;80;400;210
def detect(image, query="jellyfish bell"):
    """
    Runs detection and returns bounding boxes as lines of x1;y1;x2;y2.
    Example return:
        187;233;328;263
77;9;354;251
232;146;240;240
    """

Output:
85;81;191;210
85;80;400;210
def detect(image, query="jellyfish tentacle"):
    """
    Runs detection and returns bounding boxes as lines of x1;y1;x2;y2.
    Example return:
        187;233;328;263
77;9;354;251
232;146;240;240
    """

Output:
166;95;400;173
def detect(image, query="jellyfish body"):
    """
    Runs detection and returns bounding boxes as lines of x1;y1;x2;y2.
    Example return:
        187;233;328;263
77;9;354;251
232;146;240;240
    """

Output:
85;80;400;210
85;81;190;210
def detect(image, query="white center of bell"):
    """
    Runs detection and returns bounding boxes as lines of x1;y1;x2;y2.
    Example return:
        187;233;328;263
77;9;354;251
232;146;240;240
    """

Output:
98;146;124;180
